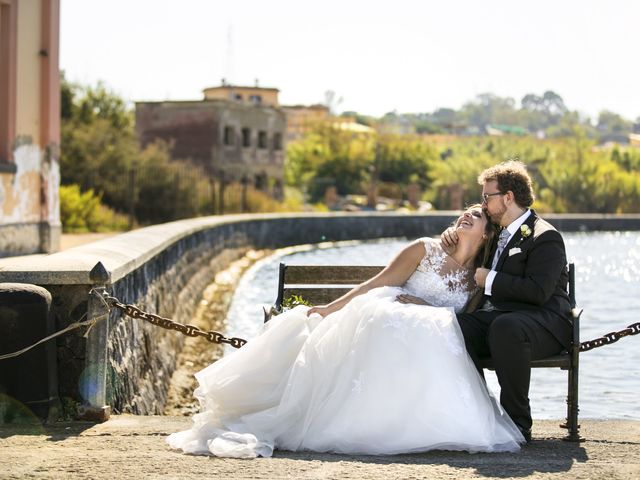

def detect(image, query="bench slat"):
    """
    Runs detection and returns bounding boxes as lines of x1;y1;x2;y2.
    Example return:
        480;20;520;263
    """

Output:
284;265;384;284
480;355;570;370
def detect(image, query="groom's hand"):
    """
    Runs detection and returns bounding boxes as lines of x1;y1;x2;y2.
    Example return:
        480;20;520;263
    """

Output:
440;227;459;254
474;268;489;288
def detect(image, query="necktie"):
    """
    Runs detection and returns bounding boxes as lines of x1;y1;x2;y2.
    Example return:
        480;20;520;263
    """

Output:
491;229;510;270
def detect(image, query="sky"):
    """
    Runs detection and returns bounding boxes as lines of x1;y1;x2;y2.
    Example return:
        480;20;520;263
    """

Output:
60;0;640;122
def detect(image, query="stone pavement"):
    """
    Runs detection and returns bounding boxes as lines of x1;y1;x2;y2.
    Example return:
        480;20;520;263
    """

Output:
1;415;639;479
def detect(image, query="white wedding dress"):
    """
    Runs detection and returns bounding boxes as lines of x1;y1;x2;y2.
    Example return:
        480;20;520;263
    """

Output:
167;238;525;457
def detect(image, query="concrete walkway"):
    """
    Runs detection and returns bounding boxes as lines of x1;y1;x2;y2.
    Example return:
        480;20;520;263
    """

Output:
1;416;639;479
59;232;119;251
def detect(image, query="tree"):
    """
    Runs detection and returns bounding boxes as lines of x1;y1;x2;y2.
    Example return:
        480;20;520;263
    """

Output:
459;93;519;130
541;90;568;116
596;110;632;142
60;75;217;225
60;71;75;121
521;93;544;112
285;121;374;201
60;75;137;207
375;134;436;189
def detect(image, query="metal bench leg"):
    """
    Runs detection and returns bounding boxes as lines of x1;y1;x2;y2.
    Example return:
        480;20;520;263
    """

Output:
562;346;582;442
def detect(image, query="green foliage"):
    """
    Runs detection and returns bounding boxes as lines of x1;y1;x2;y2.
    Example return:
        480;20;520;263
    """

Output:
130;141;214;223
376;134;437;188
60;74;139;214
281;294;312;309
59;184;129;232
431;136;640;214
61;116;138;209
59;396;80;421
285;123;437;202
287;123;640;213
596;110;633;143
285;122;375;201
62;74;133;130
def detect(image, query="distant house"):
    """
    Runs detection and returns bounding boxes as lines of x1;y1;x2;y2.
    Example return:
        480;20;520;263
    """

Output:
281;105;375;142
486;124;529;136
135;84;286;197
281;104;330;142
332;117;375;135
0;0;60;257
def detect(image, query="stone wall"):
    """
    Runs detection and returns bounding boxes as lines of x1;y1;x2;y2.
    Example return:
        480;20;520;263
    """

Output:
1;212;639;416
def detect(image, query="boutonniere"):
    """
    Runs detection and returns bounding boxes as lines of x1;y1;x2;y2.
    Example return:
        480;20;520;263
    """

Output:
513;224;532;247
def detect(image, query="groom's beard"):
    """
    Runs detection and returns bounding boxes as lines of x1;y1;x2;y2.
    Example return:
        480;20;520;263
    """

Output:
485;204;507;227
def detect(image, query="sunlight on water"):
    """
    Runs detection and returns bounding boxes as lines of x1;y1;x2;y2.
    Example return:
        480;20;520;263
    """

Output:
226;232;640;420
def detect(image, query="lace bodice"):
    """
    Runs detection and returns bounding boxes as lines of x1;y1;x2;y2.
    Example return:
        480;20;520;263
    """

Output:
402;237;475;313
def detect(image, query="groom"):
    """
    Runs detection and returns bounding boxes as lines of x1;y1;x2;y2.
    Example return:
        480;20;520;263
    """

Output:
444;161;572;442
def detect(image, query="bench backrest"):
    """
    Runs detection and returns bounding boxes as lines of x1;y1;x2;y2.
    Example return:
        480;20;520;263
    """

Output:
275;262;577;311
275;264;385;309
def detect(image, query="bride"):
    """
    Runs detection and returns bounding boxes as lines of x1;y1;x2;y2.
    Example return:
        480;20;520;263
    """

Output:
167;205;525;458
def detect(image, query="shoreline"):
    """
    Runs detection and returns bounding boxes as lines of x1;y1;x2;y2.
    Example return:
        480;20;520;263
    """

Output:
163;249;272;415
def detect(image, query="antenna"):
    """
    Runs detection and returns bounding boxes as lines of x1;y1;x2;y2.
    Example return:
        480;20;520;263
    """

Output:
225;23;235;86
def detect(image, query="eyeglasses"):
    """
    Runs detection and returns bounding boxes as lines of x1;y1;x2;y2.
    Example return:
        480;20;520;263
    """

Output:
481;192;505;204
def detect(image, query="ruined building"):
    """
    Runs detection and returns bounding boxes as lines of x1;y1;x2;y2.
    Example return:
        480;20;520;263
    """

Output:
0;0;60;257
135;83;286;198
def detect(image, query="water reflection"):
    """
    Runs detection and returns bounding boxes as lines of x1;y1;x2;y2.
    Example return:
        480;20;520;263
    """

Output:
225;232;640;420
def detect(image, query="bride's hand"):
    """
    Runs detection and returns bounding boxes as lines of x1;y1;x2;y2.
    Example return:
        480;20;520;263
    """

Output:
307;305;333;317
395;294;431;306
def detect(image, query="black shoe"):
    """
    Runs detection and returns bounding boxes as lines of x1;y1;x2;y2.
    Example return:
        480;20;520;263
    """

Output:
518;426;532;443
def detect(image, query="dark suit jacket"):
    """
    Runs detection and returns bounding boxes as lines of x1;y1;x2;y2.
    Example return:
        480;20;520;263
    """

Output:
487;209;572;347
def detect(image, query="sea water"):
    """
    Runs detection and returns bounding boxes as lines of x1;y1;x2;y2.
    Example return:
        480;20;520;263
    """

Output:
224;232;640;420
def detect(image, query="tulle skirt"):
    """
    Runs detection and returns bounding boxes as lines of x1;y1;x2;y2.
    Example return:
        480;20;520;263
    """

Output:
167;287;524;457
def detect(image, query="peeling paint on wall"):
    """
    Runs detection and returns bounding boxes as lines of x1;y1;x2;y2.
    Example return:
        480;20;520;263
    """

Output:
0;144;43;224
40;144;60;224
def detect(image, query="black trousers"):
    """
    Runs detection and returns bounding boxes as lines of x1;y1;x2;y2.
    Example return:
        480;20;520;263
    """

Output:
456;310;569;431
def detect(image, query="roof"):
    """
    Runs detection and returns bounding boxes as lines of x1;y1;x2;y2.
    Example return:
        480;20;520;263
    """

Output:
203;85;280;92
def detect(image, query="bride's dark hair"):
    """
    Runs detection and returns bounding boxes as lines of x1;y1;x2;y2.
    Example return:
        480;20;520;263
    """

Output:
466;203;499;268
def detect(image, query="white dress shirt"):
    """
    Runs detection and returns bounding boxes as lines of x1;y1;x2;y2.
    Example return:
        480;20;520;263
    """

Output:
485;209;531;296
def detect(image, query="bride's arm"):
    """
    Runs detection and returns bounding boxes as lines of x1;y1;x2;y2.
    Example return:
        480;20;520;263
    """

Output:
307;240;425;317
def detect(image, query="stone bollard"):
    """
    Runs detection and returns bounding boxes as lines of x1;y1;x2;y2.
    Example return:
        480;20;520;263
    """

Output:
76;262;111;422
0;283;59;423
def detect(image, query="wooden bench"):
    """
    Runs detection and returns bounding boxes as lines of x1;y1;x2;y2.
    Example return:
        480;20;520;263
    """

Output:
274;262;582;441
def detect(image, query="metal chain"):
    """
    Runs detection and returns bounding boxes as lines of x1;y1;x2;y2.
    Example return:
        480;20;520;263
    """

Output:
579;322;640;352
2;286;639;359
104;295;247;349
100;291;640;353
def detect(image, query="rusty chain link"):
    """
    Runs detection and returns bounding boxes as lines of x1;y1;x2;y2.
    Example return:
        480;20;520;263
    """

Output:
103;294;247;349
579;322;640;352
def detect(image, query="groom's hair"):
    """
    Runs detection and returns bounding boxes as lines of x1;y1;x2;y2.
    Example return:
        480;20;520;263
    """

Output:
478;161;535;208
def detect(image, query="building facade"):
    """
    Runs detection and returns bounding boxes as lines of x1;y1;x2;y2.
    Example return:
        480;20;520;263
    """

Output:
136;85;286;197
0;0;61;257
281;104;330;142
